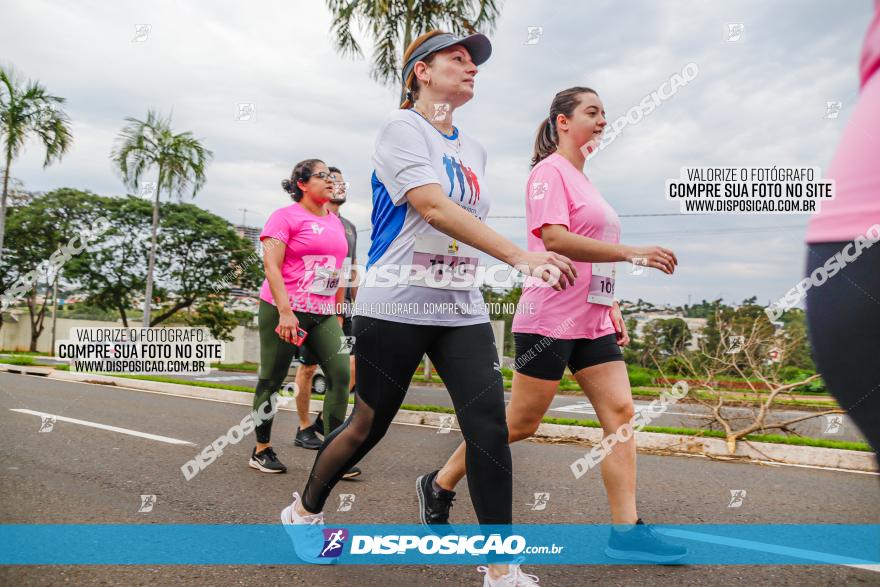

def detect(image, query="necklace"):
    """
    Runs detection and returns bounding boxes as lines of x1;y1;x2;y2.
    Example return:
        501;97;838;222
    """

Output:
412;107;461;153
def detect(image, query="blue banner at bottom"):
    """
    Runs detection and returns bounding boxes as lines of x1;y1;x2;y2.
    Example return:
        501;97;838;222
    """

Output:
1;524;878;565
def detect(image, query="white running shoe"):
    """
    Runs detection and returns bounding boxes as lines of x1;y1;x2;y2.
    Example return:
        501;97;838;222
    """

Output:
280;491;338;565
477;563;541;586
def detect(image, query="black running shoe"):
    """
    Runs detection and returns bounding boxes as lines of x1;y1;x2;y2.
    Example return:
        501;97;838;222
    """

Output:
416;469;456;525
341;466;362;480
249;446;287;473
605;518;688;564
294;425;323;450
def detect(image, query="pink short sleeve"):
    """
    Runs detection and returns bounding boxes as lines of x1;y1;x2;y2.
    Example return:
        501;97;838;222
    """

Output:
526;163;570;239
260;207;294;245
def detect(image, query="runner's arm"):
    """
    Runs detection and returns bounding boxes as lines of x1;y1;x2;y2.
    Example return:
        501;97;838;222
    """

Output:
541;225;677;274
541;224;627;262
405;184;577;288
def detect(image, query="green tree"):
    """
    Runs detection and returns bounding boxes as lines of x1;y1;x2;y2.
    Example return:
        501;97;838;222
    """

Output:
67;196;261;330
0;65;72;259
0;189;105;350
0;205;25;335
779;309;815;370
641;317;691;359
683;298;723;318
699;298;777;374
182;301;253;343
624;316;638;346
481;284;521;356
152;201;262;326
64;195;153;326
326;0;502;103
110;109;213;327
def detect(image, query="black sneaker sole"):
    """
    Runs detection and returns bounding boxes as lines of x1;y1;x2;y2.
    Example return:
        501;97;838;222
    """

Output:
248;458;287;473
416;475;456;538
416;473;441;526
294;438;322;450
604;546;687;564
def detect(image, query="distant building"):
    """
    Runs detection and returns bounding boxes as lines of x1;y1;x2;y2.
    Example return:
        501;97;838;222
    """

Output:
628;312;707;350
223;225;263;300
234;225;262;255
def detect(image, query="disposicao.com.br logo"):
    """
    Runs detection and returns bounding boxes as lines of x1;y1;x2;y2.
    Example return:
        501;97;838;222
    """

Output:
348;533;551;556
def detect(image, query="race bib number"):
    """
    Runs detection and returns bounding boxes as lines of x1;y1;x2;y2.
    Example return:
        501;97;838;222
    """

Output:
309;265;341;296
410;234;480;290
587;262;615;306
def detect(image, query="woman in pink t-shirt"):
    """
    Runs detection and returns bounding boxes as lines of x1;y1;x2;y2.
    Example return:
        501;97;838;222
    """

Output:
248;158;351;475
430;87;688;562
804;2;880;456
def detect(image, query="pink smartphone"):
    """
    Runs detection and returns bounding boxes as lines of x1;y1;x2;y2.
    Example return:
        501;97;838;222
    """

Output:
275;325;308;345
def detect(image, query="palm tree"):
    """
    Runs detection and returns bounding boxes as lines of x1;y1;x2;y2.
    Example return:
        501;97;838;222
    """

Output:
111;109;213;327
0;65;72;260
325;0;502;103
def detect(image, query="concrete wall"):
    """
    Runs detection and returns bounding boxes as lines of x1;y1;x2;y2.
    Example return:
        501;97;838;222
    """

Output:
0;312;252;361
1;312;125;353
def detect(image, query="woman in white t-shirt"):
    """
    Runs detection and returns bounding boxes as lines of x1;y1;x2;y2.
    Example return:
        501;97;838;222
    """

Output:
280;30;576;584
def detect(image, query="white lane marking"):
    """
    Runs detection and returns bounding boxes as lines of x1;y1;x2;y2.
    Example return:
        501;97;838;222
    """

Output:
10;409;196;446
549;400;695;417
658;528;880;568
644;450;880;476
191;375;258;383
845;564;880;572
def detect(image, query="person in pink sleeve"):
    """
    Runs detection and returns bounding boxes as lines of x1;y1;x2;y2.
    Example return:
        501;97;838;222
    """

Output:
804;2;880;457
248;158;351;475
425;86;688;563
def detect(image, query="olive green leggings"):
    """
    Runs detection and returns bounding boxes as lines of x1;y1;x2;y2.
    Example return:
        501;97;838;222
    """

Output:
254;299;350;442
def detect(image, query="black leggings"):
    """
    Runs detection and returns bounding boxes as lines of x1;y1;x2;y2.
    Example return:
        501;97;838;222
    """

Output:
301;316;512;525
805;242;880;456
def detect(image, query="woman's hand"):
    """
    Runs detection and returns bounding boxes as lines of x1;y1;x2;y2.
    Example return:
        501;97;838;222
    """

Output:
513;250;578;291
276;310;300;344
623;245;678;275
611;301;630;347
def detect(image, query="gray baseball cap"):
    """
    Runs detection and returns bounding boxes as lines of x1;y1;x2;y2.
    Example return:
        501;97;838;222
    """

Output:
401;32;492;86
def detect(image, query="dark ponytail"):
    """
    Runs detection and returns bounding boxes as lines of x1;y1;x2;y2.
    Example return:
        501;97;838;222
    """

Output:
530;86;598;168
282;158;324;202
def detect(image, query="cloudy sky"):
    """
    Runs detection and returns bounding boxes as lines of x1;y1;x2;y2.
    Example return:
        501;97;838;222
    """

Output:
3;0;874;306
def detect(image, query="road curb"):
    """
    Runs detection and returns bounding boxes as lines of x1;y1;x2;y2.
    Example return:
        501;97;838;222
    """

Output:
4;364;876;473
533;423;876;473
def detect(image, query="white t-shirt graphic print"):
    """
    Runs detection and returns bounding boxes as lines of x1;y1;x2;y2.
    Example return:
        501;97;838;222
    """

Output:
355;108;491;326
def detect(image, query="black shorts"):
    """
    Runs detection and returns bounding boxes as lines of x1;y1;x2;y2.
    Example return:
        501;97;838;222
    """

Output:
300;316;353;366
513;332;623;381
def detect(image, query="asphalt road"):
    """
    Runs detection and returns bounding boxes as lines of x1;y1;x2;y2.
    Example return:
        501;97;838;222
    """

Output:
0;371;878;586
